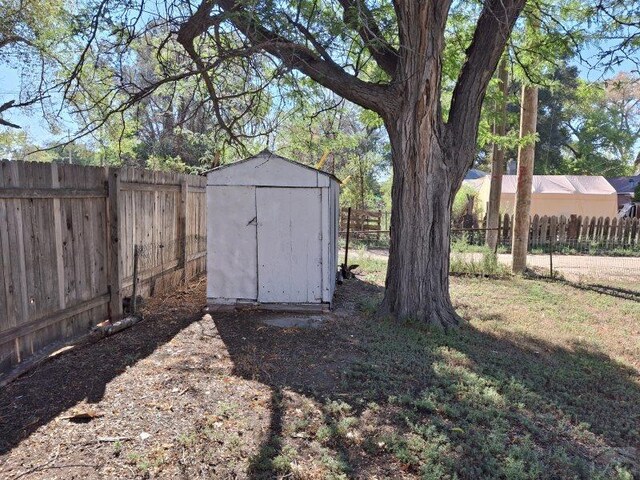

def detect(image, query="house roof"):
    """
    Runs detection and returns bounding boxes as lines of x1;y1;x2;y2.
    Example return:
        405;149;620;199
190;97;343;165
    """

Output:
465;168;488;180
607;175;640;194
206;149;341;183
495;175;617;195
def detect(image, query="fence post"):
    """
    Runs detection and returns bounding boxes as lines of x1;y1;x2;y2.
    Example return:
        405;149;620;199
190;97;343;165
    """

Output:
132;245;140;315
344;207;351;268
549;234;554;279
179;178;188;284
107;168;123;321
50;163;66;311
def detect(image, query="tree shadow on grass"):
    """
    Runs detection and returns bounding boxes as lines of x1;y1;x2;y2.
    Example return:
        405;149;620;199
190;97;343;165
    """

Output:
246;388;285;479
0;291;204;455
215;277;640;478
541;276;640;302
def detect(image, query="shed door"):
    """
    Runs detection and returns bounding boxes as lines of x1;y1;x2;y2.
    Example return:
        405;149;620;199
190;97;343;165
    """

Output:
207;186;257;301
256;187;322;303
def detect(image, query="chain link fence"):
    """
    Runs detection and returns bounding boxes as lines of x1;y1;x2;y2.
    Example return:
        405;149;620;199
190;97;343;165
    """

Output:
340;209;639;295
524;238;640;293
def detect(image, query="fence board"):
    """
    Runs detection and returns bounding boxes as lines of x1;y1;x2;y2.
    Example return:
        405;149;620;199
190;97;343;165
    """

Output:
609;218;618;243
530;215;540;245
502;214;511;243
558;215;567;243
340;208;382;239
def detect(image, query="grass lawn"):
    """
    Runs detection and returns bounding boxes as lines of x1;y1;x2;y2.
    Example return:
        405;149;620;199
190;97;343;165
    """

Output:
329;253;640;478
1;260;638;479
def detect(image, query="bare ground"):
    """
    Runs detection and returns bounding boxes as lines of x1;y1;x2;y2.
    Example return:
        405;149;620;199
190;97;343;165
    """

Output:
0;278;387;479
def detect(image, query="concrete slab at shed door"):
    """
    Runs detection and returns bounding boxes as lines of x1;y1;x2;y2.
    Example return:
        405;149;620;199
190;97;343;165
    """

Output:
256;187;323;303
207;185;257;301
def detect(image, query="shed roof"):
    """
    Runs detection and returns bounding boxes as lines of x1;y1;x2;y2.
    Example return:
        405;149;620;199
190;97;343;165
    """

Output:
607;175;640;193
495;175;616;195
207;149;341;184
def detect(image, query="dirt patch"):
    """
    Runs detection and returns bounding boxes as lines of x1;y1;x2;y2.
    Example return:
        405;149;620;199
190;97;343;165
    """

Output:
0;278;375;479
260;314;328;329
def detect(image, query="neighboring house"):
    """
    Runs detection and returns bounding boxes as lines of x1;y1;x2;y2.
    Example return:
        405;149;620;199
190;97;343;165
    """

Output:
462;168;488;192
476;175;618;218
465;168;488;180
606;175;640;209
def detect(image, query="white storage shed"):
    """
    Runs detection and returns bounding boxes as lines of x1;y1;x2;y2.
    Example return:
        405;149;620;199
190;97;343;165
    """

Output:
206;150;340;311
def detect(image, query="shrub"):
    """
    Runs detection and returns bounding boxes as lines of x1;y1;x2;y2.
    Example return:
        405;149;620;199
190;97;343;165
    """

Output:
453;183;482;225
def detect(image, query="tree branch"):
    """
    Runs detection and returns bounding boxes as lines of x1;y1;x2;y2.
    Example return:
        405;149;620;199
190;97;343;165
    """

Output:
0;34;35;50
337;0;398;76
283;13;335;65
213;0;392;114
447;0;526;160
0;97;50;129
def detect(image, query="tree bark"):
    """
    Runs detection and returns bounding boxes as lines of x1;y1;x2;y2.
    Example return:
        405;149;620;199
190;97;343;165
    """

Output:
374;1;464;329
512;84;539;273
380;109;462;329
486;59;509;251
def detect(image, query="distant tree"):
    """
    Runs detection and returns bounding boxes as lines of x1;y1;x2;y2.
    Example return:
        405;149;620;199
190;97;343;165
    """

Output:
501;69;638;177
47;141;97;165
277;98;389;209
564;74;640;176
0;0;70;128
534;64;579;174
0;128;53;161
127;39;272;168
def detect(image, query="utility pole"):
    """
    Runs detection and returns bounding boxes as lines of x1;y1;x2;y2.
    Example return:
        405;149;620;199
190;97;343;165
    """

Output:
67;129;73;164
486;58;509;251
511;83;539;273
511;14;540;274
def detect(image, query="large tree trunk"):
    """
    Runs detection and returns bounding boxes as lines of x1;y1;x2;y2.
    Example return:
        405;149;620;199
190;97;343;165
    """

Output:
380;108;462;329
376;1;464;329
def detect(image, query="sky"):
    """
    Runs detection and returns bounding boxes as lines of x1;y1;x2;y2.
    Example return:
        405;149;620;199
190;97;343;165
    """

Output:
0;67;76;143
0;39;636;147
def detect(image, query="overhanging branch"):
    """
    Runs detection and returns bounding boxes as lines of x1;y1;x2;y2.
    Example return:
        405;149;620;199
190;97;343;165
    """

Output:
212;0;392;114
447;0;526;166
338;0;398;76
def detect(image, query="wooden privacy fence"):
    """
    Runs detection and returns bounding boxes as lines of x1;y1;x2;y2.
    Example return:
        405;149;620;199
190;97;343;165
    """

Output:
339;208;640;248
0;161;206;376
340;208;383;239
494;213;640;247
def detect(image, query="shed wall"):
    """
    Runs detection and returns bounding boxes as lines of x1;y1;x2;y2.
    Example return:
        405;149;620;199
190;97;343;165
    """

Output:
328;180;340;301
208;156;323;187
